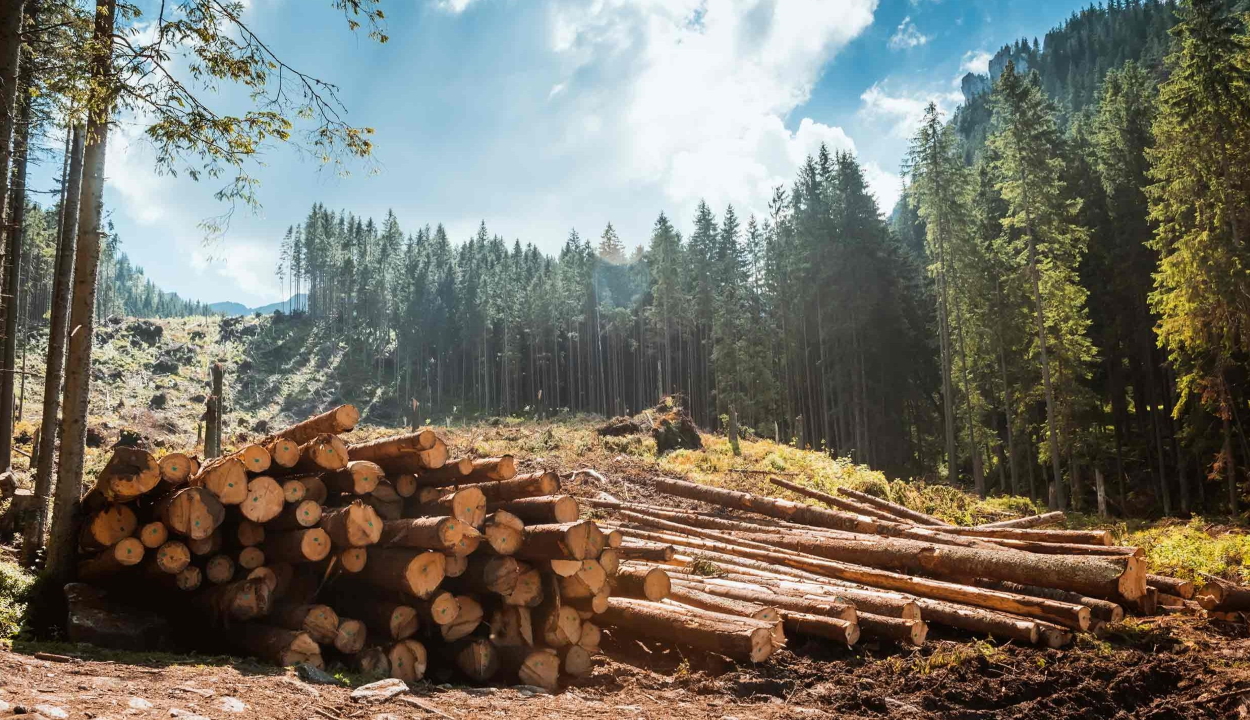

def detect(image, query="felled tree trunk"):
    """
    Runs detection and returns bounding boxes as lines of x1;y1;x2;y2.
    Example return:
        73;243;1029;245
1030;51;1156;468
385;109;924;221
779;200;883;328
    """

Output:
600;597;776;663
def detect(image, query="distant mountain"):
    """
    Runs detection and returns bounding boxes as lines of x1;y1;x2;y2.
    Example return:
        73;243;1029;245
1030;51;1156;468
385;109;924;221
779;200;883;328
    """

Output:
209;294;306;317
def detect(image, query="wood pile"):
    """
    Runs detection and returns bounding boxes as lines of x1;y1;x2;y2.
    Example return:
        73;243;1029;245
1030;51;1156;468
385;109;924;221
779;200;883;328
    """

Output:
70;405;1241;689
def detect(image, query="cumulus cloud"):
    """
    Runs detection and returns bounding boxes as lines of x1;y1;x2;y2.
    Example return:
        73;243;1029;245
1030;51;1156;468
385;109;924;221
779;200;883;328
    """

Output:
546;0;876;220
435;0;479;13
859;82;962;138
960;50;992;75
888;16;928;51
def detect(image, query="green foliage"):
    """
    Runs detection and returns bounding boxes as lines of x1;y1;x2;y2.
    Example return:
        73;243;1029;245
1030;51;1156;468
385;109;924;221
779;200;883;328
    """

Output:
1128;517;1250;583
0;562;36;640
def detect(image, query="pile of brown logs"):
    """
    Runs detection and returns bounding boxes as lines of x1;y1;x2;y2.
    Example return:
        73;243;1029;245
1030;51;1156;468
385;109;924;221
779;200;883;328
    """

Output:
73;405;609;690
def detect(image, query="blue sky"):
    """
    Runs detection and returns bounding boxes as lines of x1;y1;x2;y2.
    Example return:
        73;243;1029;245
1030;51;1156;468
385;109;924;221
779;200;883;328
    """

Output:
35;0;1095;306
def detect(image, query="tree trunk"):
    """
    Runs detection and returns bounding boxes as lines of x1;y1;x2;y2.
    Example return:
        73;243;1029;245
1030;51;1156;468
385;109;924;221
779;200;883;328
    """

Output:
0;0;24;296
977;511;1064;529
45;0;117;584
600;596;776;663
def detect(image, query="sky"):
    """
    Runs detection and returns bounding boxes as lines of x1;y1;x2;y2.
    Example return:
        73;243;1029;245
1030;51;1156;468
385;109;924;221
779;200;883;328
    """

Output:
32;0;1097;307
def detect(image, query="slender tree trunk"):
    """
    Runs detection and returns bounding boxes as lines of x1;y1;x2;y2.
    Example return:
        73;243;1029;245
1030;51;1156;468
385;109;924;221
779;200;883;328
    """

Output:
45;0;117;583
0;0;23;274
1025;223;1063;510
24;125;83;566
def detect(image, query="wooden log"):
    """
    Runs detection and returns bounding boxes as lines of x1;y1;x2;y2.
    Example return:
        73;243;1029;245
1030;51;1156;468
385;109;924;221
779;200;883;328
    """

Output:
352;646;390;677
205;554;236;584
856;613;927;646
441;595;483;642
618;542;675;563
280;479;307;504
375;438;449;474
324;460;383;496
79;504;138;552
158;452;194;485
377;516;467;552
445;555;522;597
167;565;203;591
78;537;145;582
328;596;419;641
270;602;340;644
506;564;544;607
667;585;783;631
237;520;265;547
462;471;560;503
931;526;1114;546
559;644;594;677
444;552;469;578
137;521;169;549
264;436;301;469
154;540;191;574
339;547;368;573
610;565;671;601
232;625;322;668
263;528;332;564
484;511;524;555
319;501;383;548
973;579;1125;624
155;487;225;541
347;428;438;463
239;476;285;523
296;475;328;504
504;647;559;691
95;447;162;503
355;549;446;598
419;589;461;627
984;538;1142;557
1148;574;1195;600
491;605;535;648
422;456;516;486
913;599;1039;645
411;487;487;528
272;404;360;446
538;603;583;648
271;499;323;531
487;495;580;525
286;434;349;474
186;531;222;557
833;485;951;527
705;569;921;620
1196;578;1250;611
414;456;472;485
393;473;418;498
238;547;265;570
366;481;404;521
669;575;856;623
768;476;914;524
560;559;608;600
782;611;860;646
387;639;428;682
510;521;604;561
232;443;272;475
191;456;248;505
453;638;498;683
195;577;272;622
651;476;878;535
978;511;1065;529
601;597;776;662
334;618;367;654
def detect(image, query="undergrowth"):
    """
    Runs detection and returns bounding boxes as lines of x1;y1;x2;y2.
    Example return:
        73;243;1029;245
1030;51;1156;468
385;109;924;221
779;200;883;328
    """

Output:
0;561;35;640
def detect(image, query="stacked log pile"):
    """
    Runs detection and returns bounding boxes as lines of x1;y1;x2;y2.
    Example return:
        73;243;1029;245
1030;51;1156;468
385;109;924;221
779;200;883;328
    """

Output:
71;405;1246;689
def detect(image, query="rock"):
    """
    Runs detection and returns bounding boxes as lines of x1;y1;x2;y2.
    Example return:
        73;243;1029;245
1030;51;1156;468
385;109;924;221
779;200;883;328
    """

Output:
215;697;246;713
64;583;170;651
168;710;210;720
34;706;69;719
296;663;342;685
350;678;409;703
128;698;154;710
149;393;168;410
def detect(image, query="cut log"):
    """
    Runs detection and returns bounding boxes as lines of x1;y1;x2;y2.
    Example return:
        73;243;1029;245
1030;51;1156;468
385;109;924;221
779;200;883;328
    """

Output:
239;476;285;523
978;511;1065;529
452;638;498;683
328;595;419;641
270;602;341;644
96;447;162;503
781;611;860;646
414;456;472;484
237;520;265;547
912;599;1039;645
441;594;483;642
669;576;855;623
483;511;524;555
507;647;560;691
512;521;604;561
154;541;191;574
79;504;138;552
232;625;322;667
271;499;323;531
78;537;145;582
487;495;580;525
560;559;608;600
538;604;583;648
353;646;389;677
376;438;449;474
856;613;927;646
324;460;383;496
559;644;594;677
768;476;912;524
233;444;272;475
1197;578;1250;612
138;521;169;549
280;479;306;504
155;487;226;541
334;618;367;654
600;596;775;663
464;471;559;503
506;565;544;607
491;605;535;647
618;542;675;563
356;548;446;598
339;548;368;573
983;538;1141;557
387;638;428;682
444;552;469;578
973;579;1125;624
419;590;461;627
707;570;921;620
238;547;265;570
286;434;350;474
666;585;782;627
273;404;360;445
158;452;194;485
932;526;1114;546
446;555;522;596
1148;574;1195;600
205;554;236;584
610;565;671;601
366;481;404;521
412;487;487;528
599;548;619;576
187;532;222;557
191;456;249;505
578;620;600;652
320;501;383;548
297;475;328;504
833;485;951;527
393;473;418;498
169;565;203;591
347;428;437;463
264;436;301;469
263;528;332;564
377;516;466;552
195;577;272;622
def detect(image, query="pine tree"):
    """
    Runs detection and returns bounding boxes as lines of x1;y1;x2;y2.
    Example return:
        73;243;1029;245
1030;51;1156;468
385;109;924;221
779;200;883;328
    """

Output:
598;222;625;264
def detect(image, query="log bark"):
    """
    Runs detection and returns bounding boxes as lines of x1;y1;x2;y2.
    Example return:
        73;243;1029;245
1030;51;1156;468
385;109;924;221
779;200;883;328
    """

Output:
600;596;775;662
263;528;331;564
232;625;322;668
191;456;248;505
155;487;225;540
1197;578;1250;612
270;602;340;644
355;548;446;598
378;515;467;552
79;504;137;552
272;404;359;445
375;438;449;474
346;428;437;463
323;460;383;496
617;542;675;563
1148;574;1195;600
768;477;909;524
78;537;144;582
319;501;383;548
487;495;580;525
978;511;1065;529
668;575;856;623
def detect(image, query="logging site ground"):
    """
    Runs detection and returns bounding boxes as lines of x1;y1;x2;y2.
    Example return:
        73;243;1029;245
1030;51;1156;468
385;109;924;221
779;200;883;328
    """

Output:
4;314;1250;719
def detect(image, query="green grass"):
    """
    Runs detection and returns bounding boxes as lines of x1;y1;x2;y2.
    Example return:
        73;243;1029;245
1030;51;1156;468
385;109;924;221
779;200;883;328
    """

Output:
1125;517;1250;583
0;561;34;640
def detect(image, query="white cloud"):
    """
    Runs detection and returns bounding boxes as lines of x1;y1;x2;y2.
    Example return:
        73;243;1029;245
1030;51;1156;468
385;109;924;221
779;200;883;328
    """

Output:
888;16;928;51
960;50;992;75
858;82;962;139
863;161;902;216
546;0;876;220
435;0;479;13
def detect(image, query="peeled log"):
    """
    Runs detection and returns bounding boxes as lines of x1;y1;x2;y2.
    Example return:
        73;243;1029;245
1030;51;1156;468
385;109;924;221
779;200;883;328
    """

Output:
192;456;248;505
273;404;360;446
239;476;285;523
978;511;1065;529
80;504;138;552
601;597;775;663
78;537;145;582
356;549;446;598
487;495;580;525
263;528;332;564
347;428;437;463
233;625;322;668
320;501;383;548
324;461;383;496
378;516;466;552
156;487;225;541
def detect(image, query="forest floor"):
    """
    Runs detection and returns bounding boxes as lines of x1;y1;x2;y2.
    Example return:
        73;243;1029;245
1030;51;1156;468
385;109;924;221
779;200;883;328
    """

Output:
4;314;1250;718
